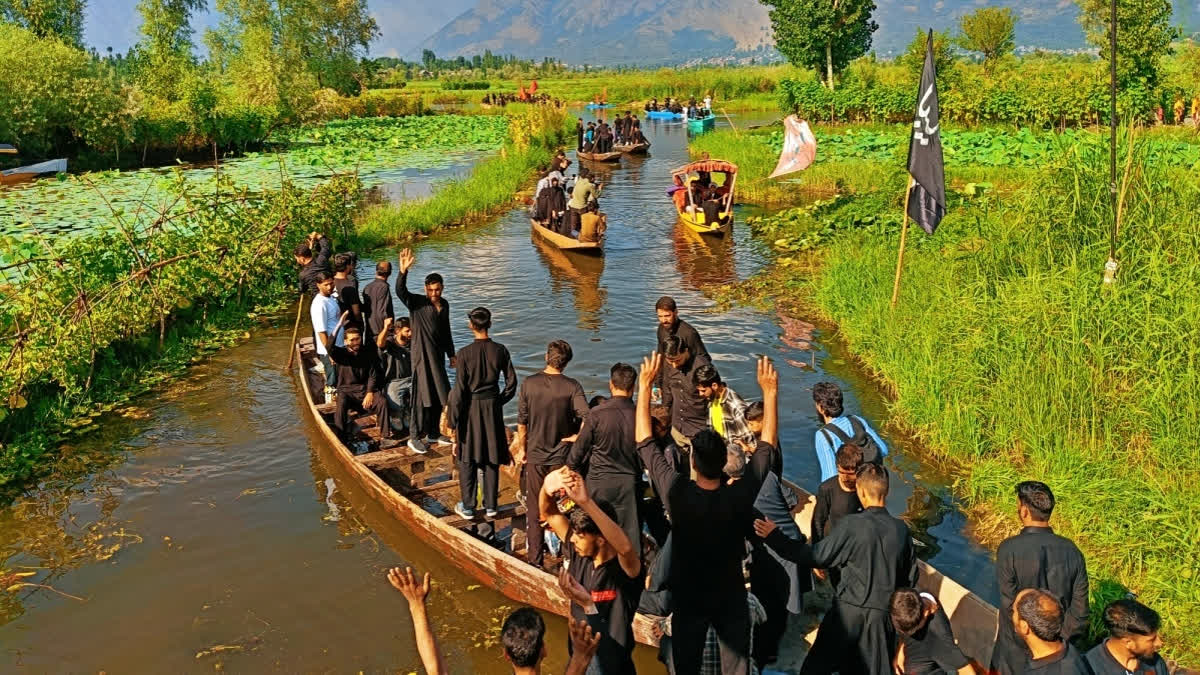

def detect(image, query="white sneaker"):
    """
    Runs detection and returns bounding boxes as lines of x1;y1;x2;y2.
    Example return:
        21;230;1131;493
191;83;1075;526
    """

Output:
309;362;325;374
407;437;429;455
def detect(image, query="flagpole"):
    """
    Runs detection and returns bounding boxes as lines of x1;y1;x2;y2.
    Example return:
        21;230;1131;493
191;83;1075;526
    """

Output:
890;177;916;308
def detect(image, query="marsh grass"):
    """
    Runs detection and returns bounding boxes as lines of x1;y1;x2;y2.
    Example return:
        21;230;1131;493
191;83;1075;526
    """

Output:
742;135;1200;659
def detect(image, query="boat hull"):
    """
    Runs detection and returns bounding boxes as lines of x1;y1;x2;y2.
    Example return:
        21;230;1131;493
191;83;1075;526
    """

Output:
646;110;684;120
584;103;612;110
577;151;622;163
614;142;650;155
678;210;732;236
687;115;716;131
530;218;604;254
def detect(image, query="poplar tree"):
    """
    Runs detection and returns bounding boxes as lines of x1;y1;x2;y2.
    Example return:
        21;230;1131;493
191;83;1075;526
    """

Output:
760;0;878;90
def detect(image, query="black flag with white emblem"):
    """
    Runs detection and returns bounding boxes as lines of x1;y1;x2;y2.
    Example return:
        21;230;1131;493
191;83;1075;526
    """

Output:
907;30;946;234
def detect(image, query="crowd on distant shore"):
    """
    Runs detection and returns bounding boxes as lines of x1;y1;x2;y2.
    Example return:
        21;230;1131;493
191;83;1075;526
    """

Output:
291;231;1186;675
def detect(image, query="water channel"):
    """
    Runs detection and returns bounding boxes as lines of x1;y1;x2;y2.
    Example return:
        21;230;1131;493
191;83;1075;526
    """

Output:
0;110;999;672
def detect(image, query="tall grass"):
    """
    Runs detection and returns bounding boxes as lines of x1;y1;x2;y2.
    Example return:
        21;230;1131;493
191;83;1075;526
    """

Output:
354;107;572;248
747;138;1200;659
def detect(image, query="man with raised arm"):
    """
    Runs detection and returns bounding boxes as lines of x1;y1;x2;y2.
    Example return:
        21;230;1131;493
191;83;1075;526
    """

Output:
515;340;589;567
635;352;774;674
294;231;332;296
541;467;643;674
396;248;456;455
991;481;1089;675
753;461;917;675
325;316;397;450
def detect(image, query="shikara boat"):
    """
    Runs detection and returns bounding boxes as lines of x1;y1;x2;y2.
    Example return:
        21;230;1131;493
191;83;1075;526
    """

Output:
584;103;612;110
671;159;738;236
577;150;622;163
646;109;684;120
530;218;604;254
0;158;67;186
686;113;716;132
0;144;16;155
296;341;1002;662
614;141;650;155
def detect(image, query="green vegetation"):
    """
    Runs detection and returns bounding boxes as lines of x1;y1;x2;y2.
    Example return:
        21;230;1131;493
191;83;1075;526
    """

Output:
761;0;877;89
354;107;572;248
0;0;84;45
0;172;362;498
0;115;507;237
703;122;1200;657
956;7;1017;75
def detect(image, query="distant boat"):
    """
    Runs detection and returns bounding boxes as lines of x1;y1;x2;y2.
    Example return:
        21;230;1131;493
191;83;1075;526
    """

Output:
687;113;716;132
646;110;684;120
585;103;612;110
0;144;17;155
0;158;67;186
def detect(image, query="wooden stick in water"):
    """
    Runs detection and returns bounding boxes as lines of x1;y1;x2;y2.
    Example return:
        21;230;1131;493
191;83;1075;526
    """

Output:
286;293;305;370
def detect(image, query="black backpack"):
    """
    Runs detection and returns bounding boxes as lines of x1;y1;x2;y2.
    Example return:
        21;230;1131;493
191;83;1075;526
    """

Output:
820;416;883;465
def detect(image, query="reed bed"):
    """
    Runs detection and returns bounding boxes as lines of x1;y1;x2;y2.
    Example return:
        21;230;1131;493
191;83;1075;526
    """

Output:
737;135;1200;659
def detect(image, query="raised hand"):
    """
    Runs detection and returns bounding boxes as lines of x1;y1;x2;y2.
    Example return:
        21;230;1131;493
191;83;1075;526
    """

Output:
568;617;602;661
756;355;777;395
638;352;662;392
753;518;777;539
558;568;594;610
387;566;432;607
398;248;415;274
563;469;590;506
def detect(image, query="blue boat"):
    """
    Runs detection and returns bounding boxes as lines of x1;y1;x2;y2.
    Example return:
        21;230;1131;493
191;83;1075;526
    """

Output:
646;109;684;120
687;113;716;131
585;103;612;110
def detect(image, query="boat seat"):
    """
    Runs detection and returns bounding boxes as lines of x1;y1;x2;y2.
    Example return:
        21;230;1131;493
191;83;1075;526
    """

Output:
439;501;523;529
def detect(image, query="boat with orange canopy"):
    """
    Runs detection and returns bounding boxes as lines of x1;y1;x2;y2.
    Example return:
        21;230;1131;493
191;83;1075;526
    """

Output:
669;159;737;236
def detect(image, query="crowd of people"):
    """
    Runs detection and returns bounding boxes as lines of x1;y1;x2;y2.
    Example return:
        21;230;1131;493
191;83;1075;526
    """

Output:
644;95;713;119
532;150;606;243
579;113;649;154
291;235;1185;675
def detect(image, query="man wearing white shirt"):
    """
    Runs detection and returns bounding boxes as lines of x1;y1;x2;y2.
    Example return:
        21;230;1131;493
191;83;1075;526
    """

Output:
310;271;344;398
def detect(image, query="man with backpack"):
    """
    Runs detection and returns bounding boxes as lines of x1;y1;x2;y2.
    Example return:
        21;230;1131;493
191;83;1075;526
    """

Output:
811;382;888;482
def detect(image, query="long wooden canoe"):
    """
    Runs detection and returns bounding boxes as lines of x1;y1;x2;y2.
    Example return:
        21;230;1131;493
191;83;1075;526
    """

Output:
614;142;650;155
530;218;604;254
296;340;999;662
577;150;622;163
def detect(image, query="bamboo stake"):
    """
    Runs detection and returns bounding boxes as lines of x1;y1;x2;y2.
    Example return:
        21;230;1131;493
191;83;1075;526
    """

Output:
890;178;916;308
721;108;740;137
285;293;306;370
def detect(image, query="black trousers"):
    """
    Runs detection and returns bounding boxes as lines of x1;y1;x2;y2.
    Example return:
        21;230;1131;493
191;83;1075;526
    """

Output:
334;387;390;444
750;548;792;664
524;462;556;566
671;595;751;675
589;476;641;557
411;402;442;440
799;600;893;675
566;207;583;235
459;458;499;512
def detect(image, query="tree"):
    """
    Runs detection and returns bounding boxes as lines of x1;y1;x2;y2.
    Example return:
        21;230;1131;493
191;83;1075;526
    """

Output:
760;0;878;90
0;0;86;46
957;6;1016;74
902;28;957;86
130;0;206;101
1077;0;1178;89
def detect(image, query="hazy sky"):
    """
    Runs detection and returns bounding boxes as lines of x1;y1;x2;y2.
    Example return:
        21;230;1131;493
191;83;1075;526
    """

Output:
82;0;475;57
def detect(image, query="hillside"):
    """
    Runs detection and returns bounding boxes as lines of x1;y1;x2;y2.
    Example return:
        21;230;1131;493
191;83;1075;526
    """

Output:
414;0;1102;65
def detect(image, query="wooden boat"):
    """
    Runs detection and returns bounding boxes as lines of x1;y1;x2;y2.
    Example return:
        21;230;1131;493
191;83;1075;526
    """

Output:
584;103;612;110
646;109;684;120
296;339;1001;661
614;141;650;155
577;150;622;163
670;158;738;236
687;113;716;131
0;144;16;155
0;158;66;186
530;218;604;254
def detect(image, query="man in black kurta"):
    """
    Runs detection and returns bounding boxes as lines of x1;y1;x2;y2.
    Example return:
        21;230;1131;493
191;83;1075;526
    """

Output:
361;260;394;343
326;323;394;450
811;443;865;591
294;233;332;296
991;481;1089;675
516;339;588;567
890;587;971;675
654;295;708;362
636;353;775;675
757;462;918;675
396;248;456;453
659;335;711;449
1012;589;1091;675
332;252;362;330
448;307;516;519
566;363;641;556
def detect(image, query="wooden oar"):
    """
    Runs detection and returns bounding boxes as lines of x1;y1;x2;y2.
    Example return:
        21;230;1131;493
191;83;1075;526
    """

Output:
285;293;305;370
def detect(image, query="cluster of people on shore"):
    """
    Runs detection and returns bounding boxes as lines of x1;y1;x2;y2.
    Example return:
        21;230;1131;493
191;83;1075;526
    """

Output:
291;239;1183;675
532;152;606;243
482;92;561;107
579;113;648;154
645;95;713;119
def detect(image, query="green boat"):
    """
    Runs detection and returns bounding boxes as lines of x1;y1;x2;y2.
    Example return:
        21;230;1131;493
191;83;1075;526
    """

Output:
687;113;716;132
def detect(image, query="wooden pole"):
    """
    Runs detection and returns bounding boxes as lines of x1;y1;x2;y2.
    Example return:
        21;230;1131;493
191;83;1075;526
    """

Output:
721;108;739;137
285;293;306;370
890;178;915;308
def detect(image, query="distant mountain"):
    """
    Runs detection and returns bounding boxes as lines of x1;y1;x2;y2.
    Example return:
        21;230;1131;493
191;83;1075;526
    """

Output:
414;0;1198;66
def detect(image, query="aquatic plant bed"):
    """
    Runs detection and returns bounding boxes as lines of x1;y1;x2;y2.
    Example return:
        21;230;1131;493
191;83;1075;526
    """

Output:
0;116;508;238
729;139;1200;660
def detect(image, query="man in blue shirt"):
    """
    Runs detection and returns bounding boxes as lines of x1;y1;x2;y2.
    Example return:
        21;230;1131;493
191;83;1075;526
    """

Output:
811;382;888;482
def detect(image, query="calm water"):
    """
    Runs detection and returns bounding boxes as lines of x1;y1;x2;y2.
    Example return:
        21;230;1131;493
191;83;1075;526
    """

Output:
0;110;998;672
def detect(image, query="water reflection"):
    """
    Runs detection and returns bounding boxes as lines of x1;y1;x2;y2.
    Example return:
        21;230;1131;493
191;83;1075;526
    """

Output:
531;235;606;330
672;221;737;290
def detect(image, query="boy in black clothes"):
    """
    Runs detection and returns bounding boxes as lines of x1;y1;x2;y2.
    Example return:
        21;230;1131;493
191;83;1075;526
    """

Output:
811;442;865;588
890;587;972;675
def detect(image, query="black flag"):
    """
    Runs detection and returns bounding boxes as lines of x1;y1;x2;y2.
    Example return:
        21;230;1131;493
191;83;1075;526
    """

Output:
907;29;946;234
